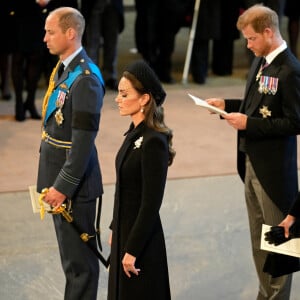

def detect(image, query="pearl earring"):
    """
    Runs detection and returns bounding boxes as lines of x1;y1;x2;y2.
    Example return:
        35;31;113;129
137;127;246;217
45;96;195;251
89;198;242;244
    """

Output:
140;107;144;113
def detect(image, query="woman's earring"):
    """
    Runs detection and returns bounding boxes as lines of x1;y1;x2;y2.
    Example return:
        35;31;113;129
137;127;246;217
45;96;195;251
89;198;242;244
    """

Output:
140;107;144;113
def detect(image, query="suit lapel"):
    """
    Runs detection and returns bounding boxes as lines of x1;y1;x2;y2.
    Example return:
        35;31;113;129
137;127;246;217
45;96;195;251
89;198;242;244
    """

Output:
242;57;270;115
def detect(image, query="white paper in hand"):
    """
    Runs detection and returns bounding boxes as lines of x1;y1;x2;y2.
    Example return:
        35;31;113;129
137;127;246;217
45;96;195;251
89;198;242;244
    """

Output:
188;93;227;115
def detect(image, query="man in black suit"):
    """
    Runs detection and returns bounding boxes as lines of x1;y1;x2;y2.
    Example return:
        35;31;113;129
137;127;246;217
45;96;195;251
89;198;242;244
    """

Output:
206;4;300;299
37;7;104;299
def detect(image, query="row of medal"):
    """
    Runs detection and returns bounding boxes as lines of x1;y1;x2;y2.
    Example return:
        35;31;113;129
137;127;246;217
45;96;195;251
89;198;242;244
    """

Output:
258;75;278;95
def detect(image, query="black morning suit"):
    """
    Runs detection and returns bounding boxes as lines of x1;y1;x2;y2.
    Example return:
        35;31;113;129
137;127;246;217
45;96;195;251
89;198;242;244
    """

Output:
225;48;300;295
226;49;300;214
37;49;104;300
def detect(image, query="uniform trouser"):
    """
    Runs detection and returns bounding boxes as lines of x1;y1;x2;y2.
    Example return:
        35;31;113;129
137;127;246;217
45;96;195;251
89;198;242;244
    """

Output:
53;197;101;300
244;156;292;300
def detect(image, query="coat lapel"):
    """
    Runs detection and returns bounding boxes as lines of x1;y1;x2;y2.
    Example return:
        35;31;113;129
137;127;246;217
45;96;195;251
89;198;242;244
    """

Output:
116;123;144;174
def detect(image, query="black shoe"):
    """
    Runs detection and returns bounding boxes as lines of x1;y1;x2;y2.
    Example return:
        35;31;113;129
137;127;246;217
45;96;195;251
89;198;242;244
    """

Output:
15;114;26;122
105;79;118;91
30;112;41;120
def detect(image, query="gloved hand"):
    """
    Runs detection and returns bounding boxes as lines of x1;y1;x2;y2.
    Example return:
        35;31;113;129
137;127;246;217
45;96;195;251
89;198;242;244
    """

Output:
265;226;290;246
265;224;300;246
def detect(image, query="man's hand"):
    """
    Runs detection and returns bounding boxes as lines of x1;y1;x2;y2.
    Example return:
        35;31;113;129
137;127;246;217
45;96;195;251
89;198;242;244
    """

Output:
44;186;66;209
206;98;225;113
222;113;247;130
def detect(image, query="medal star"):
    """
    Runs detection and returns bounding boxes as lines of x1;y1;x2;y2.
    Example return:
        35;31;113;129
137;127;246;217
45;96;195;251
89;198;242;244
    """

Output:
259;105;271;118
55;109;64;125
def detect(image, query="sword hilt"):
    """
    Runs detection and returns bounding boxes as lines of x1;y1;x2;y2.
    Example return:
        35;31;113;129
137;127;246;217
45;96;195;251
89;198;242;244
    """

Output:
51;205;73;222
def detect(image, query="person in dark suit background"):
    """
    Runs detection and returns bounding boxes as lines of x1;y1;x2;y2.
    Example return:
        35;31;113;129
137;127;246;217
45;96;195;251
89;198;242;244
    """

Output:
284;0;300;58
0;1;15;101
133;0;193;83
11;0;46;121
107;60;176;300
189;0;241;83
211;0;241;76
206;4;300;299
81;0;124;90
37;7;104;299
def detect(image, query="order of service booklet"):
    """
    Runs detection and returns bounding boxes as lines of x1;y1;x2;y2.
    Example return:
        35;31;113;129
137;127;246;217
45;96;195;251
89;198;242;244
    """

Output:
29;185;51;213
188;93;228;115
261;224;300;258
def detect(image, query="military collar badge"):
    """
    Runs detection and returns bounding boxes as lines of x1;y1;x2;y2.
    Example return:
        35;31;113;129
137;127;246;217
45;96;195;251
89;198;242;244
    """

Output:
259;105;271;118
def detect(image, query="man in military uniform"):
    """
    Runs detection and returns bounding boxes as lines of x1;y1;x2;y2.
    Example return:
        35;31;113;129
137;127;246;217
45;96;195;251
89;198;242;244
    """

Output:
37;7;105;300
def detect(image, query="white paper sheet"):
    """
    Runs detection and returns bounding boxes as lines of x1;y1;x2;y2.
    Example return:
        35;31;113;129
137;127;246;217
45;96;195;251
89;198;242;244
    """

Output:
29;185;51;213
188;93;228;115
261;224;300;258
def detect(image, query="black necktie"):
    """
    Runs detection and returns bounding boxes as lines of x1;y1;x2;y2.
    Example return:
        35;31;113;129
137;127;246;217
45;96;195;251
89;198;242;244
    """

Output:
58;62;64;78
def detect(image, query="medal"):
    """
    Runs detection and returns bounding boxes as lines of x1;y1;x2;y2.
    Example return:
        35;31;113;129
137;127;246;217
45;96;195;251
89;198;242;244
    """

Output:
259;105;271;118
53;84;69;125
258;76;278;95
55;108;64;125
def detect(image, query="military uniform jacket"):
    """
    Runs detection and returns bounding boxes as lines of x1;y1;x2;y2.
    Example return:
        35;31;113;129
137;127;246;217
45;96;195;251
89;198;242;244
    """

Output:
108;122;171;300
37;49;104;201
225;48;300;214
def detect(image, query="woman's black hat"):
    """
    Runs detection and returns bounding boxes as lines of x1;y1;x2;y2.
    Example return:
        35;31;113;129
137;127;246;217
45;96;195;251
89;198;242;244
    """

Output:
124;60;166;106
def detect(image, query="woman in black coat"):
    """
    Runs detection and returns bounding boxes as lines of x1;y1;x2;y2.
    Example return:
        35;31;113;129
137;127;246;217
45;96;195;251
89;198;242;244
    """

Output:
107;60;176;300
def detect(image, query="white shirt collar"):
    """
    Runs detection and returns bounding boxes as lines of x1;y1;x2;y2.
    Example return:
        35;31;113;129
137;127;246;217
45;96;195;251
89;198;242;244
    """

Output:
265;41;287;64
61;46;83;68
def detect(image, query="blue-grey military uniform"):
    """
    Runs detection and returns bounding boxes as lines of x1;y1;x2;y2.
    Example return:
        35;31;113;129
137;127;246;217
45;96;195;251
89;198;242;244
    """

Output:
37;49;105;300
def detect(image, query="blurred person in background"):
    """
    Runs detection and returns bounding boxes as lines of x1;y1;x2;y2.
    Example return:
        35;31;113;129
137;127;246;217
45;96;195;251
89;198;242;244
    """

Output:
284;0;300;58
0;2;15;101
133;0;193;83
11;0;46;121
81;0;124;90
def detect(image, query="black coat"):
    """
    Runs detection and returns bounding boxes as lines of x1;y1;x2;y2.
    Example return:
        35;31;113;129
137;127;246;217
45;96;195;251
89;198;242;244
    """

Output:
108;122;171;300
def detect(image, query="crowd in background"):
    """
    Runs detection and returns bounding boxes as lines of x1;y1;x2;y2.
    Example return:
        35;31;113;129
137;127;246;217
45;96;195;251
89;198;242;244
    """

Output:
0;0;299;121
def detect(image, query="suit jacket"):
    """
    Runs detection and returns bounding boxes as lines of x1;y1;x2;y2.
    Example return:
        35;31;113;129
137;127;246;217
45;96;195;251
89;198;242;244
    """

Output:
225;48;300;214
37;49;104;201
108;122;171;300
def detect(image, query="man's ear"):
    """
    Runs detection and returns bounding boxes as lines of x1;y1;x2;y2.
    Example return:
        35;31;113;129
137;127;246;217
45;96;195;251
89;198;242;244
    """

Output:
66;27;76;41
